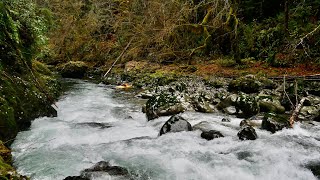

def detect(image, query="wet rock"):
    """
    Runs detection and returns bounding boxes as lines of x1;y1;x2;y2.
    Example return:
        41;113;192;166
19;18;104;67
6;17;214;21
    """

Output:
74;122;112;129
305;161;320;178
225;106;237;115
63;176;89;180
82;161;128;176
58;61;89;78
77;161;130;179
237;93;260;118
239;119;262;128
261;113;290;133
191;96;214;113
298;106;319;121
192;121;212;132
159;115;192;136
145;93;185;120
201;130;224;140
222;117;231;122
237;125;258;140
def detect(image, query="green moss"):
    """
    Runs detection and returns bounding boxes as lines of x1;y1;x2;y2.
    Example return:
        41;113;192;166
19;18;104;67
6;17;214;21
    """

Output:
32;60;52;76
0;98;17;141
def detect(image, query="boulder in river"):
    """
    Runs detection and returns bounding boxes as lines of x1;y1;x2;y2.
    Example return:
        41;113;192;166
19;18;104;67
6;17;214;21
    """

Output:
81;161;129;176
159;115;192;136
258;96;285;114
222;117;231;122
191;96;214;113
145;92;185;120
63;176;89;180
201;130;224;140
58;61;89;78
261;113;290;133
237;126;258;140
217;93;259;118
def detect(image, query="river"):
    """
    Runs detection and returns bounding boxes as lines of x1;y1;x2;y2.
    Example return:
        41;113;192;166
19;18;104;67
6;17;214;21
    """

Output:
11;80;320;180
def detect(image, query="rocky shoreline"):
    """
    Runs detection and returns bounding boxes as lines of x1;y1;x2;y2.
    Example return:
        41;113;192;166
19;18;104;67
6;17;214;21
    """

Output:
57;61;320;137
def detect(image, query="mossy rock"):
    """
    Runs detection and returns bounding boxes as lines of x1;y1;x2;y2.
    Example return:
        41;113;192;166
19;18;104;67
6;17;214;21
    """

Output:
258;96;285;114
0;141;28;180
145;92;185;120
217;93;259;118
228;75;276;93
191;96;214;113
228;75;262;93
262;113;290;133
298;106;319;121
58;61;89;78
32;61;52;76
0;97;17;141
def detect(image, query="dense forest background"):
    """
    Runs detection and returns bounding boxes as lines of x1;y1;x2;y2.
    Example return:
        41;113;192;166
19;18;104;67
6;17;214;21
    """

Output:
1;0;320;73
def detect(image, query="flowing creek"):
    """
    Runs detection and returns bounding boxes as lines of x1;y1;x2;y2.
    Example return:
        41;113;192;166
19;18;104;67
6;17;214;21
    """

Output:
11;80;320;180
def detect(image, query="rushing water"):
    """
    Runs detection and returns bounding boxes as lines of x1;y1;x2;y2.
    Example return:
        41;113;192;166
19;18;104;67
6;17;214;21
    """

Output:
12;80;320;180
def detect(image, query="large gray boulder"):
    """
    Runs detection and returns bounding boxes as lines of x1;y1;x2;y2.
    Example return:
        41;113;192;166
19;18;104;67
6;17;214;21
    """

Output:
159;115;192;136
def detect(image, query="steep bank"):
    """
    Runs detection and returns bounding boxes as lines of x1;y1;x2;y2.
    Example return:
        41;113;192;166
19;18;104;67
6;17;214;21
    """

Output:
0;1;61;179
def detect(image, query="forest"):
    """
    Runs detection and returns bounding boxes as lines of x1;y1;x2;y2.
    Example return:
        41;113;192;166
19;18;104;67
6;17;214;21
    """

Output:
1;0;320;179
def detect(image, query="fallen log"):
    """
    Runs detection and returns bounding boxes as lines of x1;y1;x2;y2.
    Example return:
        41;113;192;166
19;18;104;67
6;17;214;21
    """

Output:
289;97;307;128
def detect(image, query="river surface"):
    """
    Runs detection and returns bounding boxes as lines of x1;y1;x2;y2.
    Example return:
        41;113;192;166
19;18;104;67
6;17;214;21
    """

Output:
11;80;320;180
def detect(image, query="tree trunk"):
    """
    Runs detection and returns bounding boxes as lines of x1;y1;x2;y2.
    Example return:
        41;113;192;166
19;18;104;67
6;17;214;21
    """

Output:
289;97;306;128
284;0;289;35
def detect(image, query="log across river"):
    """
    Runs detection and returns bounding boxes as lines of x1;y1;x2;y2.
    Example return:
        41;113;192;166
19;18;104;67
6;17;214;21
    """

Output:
11;80;320;180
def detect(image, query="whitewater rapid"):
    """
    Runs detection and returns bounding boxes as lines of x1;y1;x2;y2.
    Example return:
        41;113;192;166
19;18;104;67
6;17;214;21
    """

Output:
11;80;320;180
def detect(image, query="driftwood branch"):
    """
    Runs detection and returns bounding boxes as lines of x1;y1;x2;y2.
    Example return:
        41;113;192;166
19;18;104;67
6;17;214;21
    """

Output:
289;97;306;128
103;38;133;78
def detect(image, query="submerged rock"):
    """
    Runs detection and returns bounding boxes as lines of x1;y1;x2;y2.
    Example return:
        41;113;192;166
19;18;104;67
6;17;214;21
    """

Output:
74;122;112;129
159;115;192;136
192;121;212;132
222;117;231;122
65;161;131;180
81;161;129;176
63;176;89;180
201;130;224;140
237;126;258;140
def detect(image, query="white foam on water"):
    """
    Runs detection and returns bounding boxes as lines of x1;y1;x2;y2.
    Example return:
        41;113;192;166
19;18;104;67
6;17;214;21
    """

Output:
11;80;320;180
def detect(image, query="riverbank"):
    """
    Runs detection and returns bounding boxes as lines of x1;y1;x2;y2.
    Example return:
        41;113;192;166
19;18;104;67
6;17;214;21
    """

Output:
11;79;320;180
0;61;61;179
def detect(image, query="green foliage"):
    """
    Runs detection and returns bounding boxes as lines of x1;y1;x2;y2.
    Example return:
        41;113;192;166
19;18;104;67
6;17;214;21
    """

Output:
0;0;52;69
